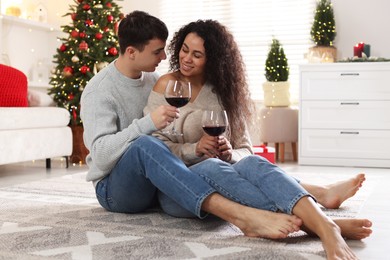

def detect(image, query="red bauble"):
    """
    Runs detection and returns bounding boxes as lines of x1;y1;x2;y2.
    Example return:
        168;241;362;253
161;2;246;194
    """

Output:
79;32;86;38
68;93;74;100
103;27;109;32
108;47;118;56
85;19;93;26
63;66;73;77
71;13;77;20
107;15;114;23
83;4;90;11
59;44;67;52
71;30;79;38
77;0;83;3
95;32;103;40
79;41;89;51
80;65;90;74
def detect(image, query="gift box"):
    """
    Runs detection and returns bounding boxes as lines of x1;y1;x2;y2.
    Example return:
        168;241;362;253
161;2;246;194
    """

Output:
253;145;275;163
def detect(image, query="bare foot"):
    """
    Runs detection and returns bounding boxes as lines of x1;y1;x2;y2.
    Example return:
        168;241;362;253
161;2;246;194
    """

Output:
334;218;373;240
319;221;358;260
235;208;302;239
317;173;366;209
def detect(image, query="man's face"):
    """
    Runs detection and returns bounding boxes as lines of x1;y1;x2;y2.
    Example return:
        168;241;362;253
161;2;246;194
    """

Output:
134;38;167;72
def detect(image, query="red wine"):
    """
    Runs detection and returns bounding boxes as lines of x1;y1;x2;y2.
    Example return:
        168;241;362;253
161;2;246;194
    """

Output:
165;97;190;108
203;126;226;136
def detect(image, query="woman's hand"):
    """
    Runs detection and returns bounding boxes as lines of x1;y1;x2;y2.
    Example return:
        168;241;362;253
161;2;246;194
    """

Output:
196;134;219;158
217;136;232;162
150;105;178;130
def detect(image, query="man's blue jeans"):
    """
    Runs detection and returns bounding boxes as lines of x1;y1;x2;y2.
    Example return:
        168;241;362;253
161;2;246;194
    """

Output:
159;156;310;218
95;135;215;218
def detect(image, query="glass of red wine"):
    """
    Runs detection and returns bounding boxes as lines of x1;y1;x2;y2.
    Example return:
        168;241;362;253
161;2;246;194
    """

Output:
202;110;228;137
164;80;191;136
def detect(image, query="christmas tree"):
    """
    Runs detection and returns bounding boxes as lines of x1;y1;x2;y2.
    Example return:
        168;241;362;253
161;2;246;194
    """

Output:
49;0;123;126
264;38;289;82
310;0;336;46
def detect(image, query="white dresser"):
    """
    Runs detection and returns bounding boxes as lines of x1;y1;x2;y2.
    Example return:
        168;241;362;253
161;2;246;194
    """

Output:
299;62;390;168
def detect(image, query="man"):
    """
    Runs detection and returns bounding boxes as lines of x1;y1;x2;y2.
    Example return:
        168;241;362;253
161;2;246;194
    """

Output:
80;10;301;239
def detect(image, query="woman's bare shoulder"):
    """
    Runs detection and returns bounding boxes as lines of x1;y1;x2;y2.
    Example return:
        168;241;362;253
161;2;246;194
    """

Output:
153;73;177;93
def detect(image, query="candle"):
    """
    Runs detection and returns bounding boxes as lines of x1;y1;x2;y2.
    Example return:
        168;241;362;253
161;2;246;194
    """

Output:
357;42;364;58
363;44;371;57
353;45;361;57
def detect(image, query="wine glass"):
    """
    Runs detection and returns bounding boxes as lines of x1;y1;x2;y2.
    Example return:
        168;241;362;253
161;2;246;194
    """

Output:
164;80;191;136
201;110;228;137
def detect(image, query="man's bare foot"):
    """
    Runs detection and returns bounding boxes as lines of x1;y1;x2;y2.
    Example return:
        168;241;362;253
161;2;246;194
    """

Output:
316;173;366;209
334;218;372;240
235;208;302;239
319;220;358;260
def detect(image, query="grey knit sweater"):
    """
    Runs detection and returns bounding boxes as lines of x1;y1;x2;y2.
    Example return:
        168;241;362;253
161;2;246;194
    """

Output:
80;61;158;184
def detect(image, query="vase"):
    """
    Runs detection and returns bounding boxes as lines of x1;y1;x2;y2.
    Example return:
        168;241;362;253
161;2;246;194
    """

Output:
70;125;89;164
262;81;291;107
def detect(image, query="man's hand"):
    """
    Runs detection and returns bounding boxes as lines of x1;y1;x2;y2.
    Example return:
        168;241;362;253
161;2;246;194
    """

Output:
150;105;178;130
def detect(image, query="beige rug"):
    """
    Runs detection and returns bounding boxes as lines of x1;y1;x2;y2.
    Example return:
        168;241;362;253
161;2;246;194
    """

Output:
0;171;369;259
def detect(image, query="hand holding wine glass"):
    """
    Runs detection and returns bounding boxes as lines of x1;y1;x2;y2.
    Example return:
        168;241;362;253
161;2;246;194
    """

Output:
164;80;191;136
201;110;231;160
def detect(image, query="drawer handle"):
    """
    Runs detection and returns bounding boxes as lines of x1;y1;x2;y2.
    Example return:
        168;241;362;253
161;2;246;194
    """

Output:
340;73;360;76
340;102;360;105
340;131;359;135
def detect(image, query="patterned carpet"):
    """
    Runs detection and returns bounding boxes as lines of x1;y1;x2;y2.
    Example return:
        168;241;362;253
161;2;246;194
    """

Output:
0;171;368;260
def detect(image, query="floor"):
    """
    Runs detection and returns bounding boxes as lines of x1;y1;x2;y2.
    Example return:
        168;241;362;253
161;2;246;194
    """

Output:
0;158;389;260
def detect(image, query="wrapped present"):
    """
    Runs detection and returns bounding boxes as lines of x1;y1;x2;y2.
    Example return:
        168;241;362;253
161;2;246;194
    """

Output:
253;145;275;163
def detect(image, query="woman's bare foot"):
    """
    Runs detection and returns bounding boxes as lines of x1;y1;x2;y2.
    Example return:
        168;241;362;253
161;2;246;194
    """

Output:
235;208;302;239
309;173;366;209
334;218;373;240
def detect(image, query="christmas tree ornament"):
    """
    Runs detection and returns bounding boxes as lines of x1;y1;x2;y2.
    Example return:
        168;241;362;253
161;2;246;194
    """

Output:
63;66;74;77
95;32;103;40
80;65;90;74
71;30;79;38
49;0;122;128
79;41;89;51
71;55;80;63
108;47;118;56
59;44;67;52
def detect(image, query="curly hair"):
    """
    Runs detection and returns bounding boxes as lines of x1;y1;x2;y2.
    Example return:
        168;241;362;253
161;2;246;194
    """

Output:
168;20;254;147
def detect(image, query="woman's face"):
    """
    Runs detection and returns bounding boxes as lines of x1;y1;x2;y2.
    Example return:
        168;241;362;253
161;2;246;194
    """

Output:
179;32;206;78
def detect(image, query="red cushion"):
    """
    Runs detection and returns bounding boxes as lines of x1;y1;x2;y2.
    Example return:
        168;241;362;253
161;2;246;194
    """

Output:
0;64;28;107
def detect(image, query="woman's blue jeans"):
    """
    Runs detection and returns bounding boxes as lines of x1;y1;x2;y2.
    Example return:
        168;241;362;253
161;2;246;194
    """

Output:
160;156;310;217
95;135;215;218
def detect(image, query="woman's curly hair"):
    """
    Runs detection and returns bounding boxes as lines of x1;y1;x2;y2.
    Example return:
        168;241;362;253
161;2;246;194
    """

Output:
168;20;255;147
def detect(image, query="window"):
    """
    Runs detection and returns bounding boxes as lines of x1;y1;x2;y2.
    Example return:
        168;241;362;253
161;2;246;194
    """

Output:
157;0;316;102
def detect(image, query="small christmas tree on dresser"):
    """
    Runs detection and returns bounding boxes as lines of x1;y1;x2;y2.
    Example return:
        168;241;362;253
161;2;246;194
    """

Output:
309;0;337;62
49;0;123;164
49;0;123;126
263;38;290;107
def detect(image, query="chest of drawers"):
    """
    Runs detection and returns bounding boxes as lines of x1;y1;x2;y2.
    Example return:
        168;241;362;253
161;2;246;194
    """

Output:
299;62;390;168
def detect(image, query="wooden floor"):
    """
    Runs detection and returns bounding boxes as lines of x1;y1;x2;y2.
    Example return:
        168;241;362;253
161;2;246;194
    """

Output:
0;158;389;260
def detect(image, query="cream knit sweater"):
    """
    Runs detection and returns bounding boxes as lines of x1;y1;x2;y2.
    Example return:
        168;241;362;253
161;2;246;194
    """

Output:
144;82;252;166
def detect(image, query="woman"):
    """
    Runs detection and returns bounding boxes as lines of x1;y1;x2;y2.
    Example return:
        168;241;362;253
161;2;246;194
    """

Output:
145;20;371;259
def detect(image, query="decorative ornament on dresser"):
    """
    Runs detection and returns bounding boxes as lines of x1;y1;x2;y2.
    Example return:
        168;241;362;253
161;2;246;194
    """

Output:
48;0;123;164
308;0;337;63
263;38;290;107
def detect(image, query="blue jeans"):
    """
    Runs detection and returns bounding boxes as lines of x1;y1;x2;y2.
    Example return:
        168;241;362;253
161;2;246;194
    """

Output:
95;135;215;218
160;156;310;217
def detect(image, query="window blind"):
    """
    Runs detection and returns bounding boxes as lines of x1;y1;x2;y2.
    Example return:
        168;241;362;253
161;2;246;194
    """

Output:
157;0;316;102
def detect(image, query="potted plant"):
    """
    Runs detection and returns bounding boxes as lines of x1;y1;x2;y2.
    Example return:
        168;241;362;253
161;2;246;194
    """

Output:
263;38;290;107
309;0;337;62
